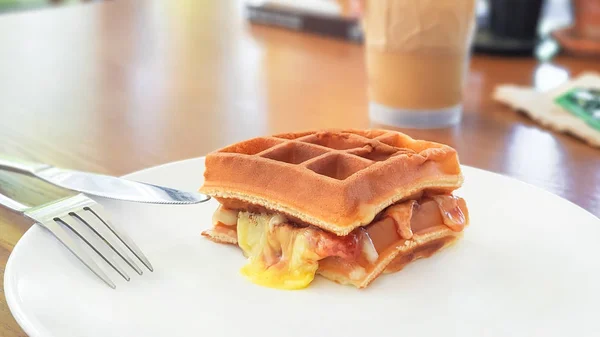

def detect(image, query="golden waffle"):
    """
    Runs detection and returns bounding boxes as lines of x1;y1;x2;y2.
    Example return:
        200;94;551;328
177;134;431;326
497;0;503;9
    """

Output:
200;129;463;236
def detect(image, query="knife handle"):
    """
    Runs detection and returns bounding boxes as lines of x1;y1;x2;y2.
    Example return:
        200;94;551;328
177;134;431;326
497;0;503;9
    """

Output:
0;154;52;176
0;192;28;214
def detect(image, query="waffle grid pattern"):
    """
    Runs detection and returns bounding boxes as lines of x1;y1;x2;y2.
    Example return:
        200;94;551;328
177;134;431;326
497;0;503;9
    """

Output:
218;130;423;181
203;129;462;234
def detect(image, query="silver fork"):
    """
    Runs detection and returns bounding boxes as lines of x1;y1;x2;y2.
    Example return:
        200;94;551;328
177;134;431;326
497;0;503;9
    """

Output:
0;192;152;288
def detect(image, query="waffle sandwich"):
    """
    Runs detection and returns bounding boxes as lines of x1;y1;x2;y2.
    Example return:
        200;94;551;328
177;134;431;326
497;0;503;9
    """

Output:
200;129;469;289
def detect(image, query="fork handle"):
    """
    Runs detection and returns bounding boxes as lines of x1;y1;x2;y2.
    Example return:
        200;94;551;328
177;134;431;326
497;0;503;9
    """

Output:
0;154;52;176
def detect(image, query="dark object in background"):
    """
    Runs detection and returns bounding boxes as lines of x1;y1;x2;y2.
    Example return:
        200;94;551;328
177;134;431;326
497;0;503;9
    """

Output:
490;0;544;39
246;2;363;43
473;0;545;56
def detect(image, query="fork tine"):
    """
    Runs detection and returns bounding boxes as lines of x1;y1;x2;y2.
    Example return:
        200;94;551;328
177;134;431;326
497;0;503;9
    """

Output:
57;217;131;282
73;210;143;276
86;205;154;272
41;220;116;289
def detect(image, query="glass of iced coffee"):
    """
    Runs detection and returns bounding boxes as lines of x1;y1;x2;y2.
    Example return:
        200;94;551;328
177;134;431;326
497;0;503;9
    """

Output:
363;0;477;128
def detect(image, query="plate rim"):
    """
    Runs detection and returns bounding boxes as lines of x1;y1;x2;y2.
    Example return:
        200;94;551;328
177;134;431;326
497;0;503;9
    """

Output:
4;157;599;337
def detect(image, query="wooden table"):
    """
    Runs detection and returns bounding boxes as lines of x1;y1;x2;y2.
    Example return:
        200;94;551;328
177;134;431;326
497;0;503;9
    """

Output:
0;1;599;335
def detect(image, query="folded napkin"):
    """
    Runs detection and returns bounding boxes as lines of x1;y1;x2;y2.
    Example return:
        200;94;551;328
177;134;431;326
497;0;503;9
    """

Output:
493;72;600;148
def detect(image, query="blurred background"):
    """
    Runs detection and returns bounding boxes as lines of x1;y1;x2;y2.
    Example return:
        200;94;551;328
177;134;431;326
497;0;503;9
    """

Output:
0;0;95;12
0;0;593;60
0;0;578;44
244;0;584;58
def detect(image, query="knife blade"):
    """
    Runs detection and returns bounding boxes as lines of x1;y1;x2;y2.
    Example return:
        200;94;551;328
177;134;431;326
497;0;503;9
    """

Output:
0;155;210;205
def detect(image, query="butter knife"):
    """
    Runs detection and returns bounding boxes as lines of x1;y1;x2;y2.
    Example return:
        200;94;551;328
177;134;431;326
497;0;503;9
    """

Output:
0;155;210;205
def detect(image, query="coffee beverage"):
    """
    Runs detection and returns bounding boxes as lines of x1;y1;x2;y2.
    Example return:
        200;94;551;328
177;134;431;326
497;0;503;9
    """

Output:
364;0;477;128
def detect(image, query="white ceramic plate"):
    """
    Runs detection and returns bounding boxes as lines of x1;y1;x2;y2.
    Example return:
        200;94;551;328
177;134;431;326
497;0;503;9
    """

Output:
4;158;600;337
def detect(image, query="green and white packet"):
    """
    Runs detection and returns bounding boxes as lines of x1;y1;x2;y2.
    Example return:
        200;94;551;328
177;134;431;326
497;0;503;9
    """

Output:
555;88;600;131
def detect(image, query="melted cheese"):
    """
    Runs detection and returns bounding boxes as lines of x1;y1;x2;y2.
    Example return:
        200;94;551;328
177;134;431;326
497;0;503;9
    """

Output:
209;194;468;290
237;212;321;290
212;205;238;226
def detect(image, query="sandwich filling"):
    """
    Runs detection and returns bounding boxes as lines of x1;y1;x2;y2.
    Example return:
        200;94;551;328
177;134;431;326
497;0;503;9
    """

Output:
204;194;468;290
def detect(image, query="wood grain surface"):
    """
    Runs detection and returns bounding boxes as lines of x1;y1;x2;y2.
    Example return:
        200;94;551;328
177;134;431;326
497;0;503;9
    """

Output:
0;1;599;335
